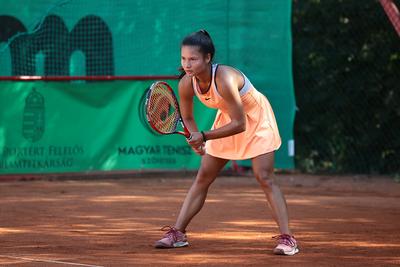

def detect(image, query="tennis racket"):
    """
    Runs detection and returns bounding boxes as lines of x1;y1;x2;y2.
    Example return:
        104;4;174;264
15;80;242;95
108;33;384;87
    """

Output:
145;81;191;139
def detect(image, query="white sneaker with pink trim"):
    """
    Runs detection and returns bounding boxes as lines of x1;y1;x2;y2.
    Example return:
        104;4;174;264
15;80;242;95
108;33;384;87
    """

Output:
154;226;189;248
273;234;299;255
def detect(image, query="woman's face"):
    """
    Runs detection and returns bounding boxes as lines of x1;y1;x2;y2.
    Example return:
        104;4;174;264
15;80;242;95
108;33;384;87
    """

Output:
181;45;210;77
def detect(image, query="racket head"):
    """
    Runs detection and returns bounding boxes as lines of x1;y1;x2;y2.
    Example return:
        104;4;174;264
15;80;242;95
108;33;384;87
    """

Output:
145;81;189;137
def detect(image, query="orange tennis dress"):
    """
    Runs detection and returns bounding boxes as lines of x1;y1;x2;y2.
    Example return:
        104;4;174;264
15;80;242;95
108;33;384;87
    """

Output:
192;64;281;160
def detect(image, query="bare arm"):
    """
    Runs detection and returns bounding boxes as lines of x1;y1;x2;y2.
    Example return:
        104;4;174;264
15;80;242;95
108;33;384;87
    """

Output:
178;75;204;155
203;67;246;140
187;66;246;148
178;75;198;132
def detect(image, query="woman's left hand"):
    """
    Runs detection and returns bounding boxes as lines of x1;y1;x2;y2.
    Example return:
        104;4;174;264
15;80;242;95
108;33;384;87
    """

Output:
187;131;205;148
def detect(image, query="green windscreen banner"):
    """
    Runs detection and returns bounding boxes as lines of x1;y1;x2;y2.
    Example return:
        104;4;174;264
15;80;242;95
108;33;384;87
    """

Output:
0;0;295;174
0;81;216;173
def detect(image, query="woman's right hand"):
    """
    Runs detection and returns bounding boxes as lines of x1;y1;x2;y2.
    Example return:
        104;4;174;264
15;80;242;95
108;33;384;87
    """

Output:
187;132;204;148
191;143;205;156
187;132;205;156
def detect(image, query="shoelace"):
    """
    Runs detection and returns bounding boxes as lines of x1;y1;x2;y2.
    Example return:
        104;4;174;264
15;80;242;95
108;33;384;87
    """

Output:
273;234;296;247
160;226;181;242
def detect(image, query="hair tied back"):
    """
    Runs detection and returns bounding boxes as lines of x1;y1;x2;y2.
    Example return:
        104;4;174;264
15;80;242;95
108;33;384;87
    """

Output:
198;29;211;38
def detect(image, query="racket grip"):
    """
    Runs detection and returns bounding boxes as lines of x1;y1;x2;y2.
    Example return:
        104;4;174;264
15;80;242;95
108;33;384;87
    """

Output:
184;127;191;139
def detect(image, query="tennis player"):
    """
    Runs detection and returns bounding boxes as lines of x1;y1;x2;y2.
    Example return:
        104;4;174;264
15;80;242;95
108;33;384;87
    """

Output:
155;29;299;256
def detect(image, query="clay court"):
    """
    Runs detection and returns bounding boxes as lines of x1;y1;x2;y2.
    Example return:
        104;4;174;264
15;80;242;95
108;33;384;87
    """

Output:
0;173;399;267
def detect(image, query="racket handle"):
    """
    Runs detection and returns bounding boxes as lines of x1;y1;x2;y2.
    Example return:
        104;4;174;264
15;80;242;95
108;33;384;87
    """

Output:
184;127;191;139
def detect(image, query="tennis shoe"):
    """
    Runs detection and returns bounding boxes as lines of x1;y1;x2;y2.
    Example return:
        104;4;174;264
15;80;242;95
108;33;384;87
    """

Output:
273;234;299;256
154;226;189;248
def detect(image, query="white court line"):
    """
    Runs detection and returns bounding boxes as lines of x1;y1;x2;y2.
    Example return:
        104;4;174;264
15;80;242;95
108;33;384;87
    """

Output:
0;254;104;267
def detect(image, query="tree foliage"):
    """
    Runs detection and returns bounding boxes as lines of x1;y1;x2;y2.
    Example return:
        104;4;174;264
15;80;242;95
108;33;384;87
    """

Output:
292;0;400;174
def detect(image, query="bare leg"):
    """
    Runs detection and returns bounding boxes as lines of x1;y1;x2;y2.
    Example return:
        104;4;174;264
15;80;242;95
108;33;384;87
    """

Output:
252;152;292;235
175;154;228;231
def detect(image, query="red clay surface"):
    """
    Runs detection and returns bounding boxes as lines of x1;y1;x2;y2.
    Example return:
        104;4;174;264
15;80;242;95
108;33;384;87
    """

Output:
0;173;399;266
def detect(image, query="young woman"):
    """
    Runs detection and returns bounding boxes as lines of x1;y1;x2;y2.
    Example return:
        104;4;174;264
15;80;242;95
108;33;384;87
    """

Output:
154;30;299;256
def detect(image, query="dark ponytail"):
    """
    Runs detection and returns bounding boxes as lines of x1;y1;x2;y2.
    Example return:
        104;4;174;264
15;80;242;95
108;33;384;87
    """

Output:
179;29;215;78
181;29;215;61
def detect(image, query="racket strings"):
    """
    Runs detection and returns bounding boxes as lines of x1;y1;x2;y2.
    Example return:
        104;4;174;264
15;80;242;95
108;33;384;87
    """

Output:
147;84;180;134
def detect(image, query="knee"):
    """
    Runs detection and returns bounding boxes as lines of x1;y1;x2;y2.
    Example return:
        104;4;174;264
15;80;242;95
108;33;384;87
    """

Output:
194;169;215;189
254;169;276;189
